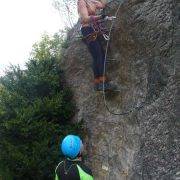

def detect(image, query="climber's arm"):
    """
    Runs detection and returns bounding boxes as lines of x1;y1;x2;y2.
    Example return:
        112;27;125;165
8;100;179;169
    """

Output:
95;0;106;9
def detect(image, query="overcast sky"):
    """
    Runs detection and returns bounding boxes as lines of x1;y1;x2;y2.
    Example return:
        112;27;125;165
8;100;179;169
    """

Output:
0;0;65;76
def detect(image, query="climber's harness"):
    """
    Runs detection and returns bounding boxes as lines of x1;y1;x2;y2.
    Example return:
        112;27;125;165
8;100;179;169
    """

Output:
83;30;98;42
82;19;110;43
91;19;110;41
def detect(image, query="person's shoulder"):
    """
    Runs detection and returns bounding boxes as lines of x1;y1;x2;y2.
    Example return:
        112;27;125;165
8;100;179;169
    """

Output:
55;161;64;173
77;0;87;9
78;162;93;175
92;0;105;9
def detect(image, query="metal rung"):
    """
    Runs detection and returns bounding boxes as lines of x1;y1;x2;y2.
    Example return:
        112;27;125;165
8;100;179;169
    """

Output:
106;59;121;63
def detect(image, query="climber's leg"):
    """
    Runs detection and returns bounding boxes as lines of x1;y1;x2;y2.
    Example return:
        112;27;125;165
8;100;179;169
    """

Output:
95;36;118;91
81;26;104;78
96;35;106;78
81;26;117;91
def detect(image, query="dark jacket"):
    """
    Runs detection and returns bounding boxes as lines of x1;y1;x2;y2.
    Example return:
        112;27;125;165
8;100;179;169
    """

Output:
55;158;93;180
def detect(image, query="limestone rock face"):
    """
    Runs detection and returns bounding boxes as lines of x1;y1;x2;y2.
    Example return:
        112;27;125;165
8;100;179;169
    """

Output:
61;0;179;179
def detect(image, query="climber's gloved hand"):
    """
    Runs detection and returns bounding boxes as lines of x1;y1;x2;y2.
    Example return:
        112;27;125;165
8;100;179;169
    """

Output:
104;16;116;21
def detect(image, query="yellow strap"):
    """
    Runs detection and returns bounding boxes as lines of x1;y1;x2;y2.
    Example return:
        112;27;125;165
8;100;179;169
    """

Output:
55;173;59;180
85;31;98;42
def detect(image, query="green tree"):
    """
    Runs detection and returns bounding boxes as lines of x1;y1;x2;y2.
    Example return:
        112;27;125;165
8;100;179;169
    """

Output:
0;34;83;180
30;32;66;61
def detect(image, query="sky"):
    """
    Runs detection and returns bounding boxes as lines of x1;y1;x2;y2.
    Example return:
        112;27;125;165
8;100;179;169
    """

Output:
0;0;65;76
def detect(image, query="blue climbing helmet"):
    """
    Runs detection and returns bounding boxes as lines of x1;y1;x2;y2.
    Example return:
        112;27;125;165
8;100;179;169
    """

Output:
61;135;83;159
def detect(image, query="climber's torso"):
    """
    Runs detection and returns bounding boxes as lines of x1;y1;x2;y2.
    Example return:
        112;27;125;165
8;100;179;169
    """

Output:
77;0;104;27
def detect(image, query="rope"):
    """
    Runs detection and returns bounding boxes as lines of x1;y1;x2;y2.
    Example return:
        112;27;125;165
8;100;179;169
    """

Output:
102;0;141;116
91;19;110;40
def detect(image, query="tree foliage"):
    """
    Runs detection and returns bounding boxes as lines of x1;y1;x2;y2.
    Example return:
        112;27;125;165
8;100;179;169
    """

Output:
0;34;83;179
30;32;65;61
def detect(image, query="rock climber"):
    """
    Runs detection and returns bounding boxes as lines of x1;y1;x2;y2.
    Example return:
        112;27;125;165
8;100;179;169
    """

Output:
77;0;117;91
55;135;93;180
